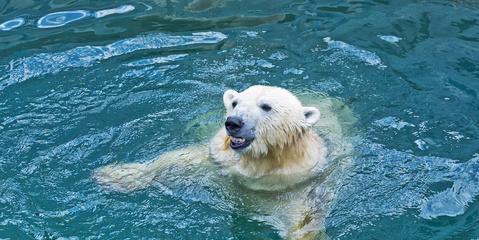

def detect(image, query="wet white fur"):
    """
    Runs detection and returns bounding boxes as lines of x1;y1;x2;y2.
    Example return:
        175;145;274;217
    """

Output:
94;85;346;239
212;85;326;178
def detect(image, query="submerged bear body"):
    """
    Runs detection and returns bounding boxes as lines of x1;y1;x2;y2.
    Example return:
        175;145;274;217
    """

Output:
94;85;354;239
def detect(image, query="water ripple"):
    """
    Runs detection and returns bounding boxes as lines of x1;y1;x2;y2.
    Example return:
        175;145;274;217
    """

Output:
126;54;188;67
37;10;90;29
420;155;479;219
36;5;135;29
0;18;25;31
94;5;135;19
331;141;479;237
0;32;227;91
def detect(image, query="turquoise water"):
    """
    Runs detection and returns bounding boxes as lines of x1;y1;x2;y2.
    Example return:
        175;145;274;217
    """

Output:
1;0;479;239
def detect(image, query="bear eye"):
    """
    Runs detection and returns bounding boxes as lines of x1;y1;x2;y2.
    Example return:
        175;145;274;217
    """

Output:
260;103;272;112
232;101;238;108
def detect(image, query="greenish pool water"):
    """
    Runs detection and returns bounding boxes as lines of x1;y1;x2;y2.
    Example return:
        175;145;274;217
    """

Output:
1;0;478;239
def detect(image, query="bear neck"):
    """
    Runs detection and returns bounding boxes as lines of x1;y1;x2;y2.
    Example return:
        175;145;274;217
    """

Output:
238;129;324;177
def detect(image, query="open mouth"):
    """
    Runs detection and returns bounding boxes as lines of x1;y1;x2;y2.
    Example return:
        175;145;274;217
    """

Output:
229;136;253;149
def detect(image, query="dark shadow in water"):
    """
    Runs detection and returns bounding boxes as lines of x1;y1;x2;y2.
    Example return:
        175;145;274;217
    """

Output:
134;13;296;32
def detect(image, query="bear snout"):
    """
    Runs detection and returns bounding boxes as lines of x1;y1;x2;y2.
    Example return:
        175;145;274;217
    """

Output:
225;116;244;135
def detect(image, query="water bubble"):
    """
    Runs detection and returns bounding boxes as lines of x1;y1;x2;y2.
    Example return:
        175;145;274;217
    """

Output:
0;18;25;31
37;10;90;29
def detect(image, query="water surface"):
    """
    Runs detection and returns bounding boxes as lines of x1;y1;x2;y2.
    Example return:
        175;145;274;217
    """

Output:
1;0;478;239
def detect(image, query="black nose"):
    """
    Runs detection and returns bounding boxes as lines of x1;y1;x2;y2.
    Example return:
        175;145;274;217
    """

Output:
225;116;244;134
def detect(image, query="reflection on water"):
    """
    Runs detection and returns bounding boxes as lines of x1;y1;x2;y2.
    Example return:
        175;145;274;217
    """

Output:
0;0;478;239
0;32;226;90
37;10;90;29
0;5;135;30
94;5;135;19
0;17;25;31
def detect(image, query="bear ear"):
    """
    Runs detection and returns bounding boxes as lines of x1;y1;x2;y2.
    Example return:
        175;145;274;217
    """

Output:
223;89;238;110
303;107;320;126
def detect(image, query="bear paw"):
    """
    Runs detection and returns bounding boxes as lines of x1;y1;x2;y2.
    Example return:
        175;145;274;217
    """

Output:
93;162;155;192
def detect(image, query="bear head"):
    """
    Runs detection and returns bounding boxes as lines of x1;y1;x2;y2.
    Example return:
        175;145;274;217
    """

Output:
222;85;320;158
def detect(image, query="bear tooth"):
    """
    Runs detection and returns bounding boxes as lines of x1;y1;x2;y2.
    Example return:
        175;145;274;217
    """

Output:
231;137;245;144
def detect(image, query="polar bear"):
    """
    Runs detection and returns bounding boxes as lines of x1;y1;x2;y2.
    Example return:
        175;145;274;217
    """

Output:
94;85;354;239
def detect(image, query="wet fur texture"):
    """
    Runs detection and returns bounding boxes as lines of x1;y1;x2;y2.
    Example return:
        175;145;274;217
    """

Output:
210;85;326;178
210;127;325;178
94;85;331;239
